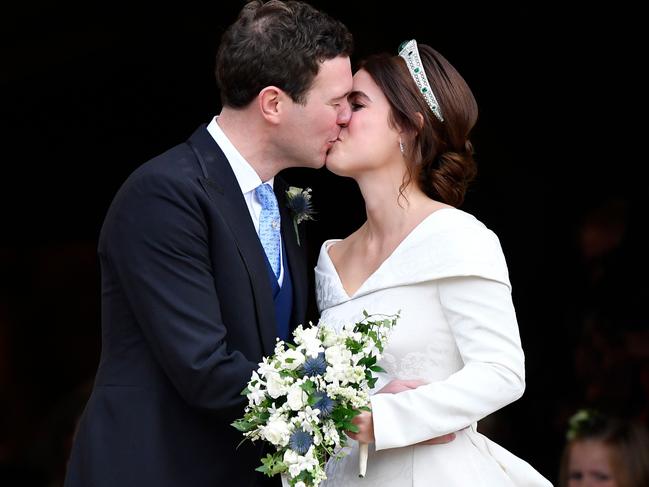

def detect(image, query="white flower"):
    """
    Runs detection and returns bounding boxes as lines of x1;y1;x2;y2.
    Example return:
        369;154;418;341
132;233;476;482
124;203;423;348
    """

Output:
265;371;289;399
261;416;291;447
325;345;352;366
322;420;340;447
295;482;306;487
296;406;320;428
284;446;319;477
286;384;307;411
257;357;277;380
318;324;339;348
278;348;305;371
294;325;324;358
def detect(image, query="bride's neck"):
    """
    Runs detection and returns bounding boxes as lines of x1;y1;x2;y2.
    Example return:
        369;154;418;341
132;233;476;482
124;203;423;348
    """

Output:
357;170;431;242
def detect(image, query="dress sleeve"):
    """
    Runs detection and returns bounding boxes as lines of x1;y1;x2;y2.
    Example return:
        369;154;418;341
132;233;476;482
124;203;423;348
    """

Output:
370;275;526;451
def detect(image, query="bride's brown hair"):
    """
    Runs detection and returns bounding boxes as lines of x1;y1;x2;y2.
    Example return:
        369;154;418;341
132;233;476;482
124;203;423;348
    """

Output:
358;44;478;207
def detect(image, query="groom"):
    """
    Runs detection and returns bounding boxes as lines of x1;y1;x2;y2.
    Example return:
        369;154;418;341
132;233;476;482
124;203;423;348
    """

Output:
63;2;354;486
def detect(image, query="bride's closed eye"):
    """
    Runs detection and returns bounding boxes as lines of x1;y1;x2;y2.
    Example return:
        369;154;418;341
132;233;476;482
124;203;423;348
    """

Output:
351;102;365;111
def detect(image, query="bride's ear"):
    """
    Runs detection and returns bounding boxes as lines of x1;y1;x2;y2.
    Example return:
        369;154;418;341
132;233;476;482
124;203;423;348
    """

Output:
415;112;424;130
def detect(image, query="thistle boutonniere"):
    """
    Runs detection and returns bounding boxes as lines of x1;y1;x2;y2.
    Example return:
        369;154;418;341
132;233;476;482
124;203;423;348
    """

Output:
285;186;315;246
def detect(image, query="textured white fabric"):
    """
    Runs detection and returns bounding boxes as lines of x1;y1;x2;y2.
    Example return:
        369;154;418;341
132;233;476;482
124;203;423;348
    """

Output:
315;208;552;486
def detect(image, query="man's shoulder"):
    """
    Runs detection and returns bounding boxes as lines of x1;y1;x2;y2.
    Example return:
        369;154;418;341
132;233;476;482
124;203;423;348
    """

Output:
130;140;198;181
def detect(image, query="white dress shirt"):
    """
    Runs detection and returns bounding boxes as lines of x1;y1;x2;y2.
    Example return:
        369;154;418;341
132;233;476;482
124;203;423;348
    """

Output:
207;117;284;285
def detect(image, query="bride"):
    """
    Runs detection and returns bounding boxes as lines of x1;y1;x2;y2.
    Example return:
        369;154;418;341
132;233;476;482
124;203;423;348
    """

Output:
314;40;552;486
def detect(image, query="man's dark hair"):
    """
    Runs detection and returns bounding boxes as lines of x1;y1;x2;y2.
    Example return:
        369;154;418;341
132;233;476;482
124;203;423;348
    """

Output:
216;0;353;107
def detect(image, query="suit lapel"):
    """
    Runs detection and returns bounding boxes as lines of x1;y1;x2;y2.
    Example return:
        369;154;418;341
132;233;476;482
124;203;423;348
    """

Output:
275;178;308;330
187;125;277;356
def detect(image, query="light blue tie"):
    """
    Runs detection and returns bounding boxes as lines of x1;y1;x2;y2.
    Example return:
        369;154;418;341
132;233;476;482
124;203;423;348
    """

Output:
255;183;281;280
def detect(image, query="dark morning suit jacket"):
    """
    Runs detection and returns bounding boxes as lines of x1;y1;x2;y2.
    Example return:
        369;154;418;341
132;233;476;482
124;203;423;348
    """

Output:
64;124;308;487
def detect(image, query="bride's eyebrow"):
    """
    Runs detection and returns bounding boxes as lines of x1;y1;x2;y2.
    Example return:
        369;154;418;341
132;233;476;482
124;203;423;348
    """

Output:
348;90;371;103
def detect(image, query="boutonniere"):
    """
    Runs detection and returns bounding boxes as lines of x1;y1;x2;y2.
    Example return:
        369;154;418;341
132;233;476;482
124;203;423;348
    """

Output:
285;186;315;246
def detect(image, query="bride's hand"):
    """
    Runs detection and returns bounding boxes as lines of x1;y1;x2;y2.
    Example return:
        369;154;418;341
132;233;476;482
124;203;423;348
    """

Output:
377;379;428;394
347;410;375;444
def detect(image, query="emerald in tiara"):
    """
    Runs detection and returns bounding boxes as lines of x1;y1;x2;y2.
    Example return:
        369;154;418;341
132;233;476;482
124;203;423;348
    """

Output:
398;39;444;122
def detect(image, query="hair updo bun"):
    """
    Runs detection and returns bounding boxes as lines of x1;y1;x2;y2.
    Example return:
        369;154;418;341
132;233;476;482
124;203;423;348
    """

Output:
420;140;477;207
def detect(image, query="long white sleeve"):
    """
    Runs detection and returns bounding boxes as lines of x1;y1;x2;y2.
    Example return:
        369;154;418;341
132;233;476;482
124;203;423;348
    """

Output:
370;275;525;451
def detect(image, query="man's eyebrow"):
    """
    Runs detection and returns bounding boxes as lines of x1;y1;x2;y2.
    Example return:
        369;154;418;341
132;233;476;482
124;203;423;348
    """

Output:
331;92;351;102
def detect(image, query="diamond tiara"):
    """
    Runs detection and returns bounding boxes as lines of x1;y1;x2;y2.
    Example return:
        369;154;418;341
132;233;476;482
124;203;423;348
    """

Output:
398;39;444;122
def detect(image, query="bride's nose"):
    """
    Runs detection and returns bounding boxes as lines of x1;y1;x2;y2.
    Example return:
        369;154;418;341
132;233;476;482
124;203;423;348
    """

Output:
337;101;352;127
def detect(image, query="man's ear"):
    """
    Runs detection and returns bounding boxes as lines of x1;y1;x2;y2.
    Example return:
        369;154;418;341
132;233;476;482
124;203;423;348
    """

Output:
258;86;284;124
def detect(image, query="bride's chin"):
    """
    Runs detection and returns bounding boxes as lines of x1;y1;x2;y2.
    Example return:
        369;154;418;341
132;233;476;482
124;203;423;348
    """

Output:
325;160;349;177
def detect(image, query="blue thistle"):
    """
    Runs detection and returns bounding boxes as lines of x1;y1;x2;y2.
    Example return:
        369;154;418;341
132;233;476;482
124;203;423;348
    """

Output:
313;391;335;418
289;428;313;455
301;352;327;377
286;192;313;222
286;187;315;246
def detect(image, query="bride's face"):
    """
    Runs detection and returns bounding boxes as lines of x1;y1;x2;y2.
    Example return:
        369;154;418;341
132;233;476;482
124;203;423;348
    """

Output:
325;69;402;178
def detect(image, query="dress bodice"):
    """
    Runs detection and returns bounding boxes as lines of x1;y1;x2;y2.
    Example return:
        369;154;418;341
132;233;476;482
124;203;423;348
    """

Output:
313;208;551;486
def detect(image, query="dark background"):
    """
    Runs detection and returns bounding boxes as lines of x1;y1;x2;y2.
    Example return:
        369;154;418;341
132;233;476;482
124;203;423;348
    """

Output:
1;1;647;485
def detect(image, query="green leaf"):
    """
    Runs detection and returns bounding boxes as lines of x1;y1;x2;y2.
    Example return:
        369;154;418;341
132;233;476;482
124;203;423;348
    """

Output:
344;422;360;433
255;453;287;477
231;419;255;432
369;365;386;373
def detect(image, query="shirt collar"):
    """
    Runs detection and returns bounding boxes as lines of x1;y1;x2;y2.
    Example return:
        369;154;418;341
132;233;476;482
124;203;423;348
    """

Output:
206;116;274;193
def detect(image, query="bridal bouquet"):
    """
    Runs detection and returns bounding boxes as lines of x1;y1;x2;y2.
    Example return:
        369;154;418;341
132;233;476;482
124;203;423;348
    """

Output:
232;311;398;487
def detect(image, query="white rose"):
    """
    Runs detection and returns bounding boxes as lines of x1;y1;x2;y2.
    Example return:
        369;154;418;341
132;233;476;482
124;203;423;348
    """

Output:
266;372;288;399
286;384;307;411
261;417;290;446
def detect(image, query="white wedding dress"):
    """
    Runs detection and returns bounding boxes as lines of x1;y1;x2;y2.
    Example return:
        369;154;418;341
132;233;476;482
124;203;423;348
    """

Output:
315;208;552;486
